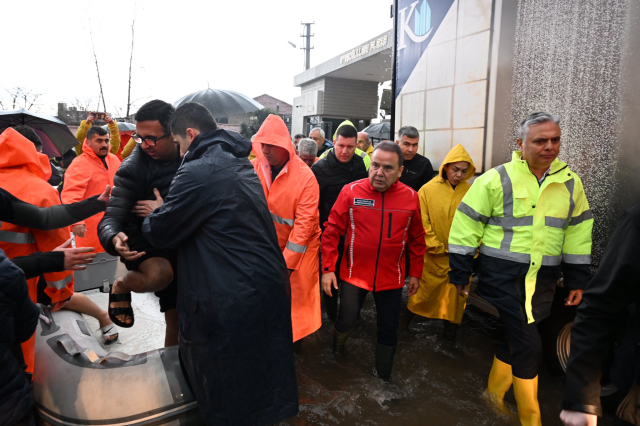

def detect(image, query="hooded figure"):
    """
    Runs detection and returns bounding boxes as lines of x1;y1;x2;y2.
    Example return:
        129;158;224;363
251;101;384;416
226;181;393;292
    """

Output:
142;127;298;425
406;144;476;338
252;115;322;343
62;136;120;253
0;128;76;373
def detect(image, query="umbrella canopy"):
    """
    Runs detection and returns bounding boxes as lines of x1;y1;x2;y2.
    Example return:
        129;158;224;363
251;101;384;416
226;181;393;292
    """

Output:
363;122;391;141
102;121;136;133
0;109;78;157
174;88;264;119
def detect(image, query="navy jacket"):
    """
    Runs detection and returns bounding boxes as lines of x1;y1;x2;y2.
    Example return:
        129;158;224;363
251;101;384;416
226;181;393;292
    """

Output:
0;250;39;426
143;129;298;425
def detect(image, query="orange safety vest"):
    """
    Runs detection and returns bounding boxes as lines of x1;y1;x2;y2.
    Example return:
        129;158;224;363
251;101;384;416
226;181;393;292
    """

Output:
252;115;322;342
0;128;76;373
62;138;121;253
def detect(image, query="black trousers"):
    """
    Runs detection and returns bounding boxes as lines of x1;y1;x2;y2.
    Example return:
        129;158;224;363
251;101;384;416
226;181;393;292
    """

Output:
494;306;543;379
334;281;402;347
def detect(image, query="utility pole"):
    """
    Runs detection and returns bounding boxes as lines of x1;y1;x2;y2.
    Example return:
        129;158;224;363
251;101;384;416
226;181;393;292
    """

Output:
300;22;314;70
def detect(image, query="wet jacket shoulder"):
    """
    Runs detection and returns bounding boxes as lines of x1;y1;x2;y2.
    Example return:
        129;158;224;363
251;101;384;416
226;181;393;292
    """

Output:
98;144;181;254
0;250;39;426
562;202;640;418
312;151;368;228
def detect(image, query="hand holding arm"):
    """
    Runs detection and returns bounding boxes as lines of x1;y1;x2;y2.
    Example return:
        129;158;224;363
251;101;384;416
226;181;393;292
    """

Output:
132;188;163;218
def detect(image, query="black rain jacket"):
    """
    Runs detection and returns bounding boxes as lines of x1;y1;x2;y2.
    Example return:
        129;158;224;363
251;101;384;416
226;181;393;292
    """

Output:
399;153;435;192
562;203;640;422
98;144;181;255
311;150;367;229
142;129;298;425
0;251;39;426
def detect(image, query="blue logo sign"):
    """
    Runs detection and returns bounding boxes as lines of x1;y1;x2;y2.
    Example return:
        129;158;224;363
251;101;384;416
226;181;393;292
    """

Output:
395;0;455;98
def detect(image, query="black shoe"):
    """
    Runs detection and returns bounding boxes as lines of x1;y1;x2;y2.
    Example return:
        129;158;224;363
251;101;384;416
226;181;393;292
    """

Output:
332;327;352;354
375;342;397;382
442;320;458;342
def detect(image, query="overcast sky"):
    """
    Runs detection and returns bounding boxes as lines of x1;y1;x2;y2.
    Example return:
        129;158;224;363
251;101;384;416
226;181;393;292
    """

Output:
0;0;393;117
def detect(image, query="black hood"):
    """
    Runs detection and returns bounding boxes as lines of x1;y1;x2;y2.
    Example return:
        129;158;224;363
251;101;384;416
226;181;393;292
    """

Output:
184;129;251;163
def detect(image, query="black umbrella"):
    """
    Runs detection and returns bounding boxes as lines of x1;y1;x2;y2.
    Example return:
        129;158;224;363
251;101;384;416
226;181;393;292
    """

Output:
102;121;136;132
0;108;78;156
174;88;264;119
363;122;391;140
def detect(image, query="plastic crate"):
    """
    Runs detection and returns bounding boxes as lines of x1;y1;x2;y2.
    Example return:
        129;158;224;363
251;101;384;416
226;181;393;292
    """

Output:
73;252;119;293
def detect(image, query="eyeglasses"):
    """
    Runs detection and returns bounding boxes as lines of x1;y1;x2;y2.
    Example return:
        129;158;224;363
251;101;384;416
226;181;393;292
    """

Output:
132;132;170;147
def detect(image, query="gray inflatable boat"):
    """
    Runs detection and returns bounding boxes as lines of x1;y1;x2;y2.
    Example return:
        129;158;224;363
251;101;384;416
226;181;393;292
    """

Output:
33;306;202;426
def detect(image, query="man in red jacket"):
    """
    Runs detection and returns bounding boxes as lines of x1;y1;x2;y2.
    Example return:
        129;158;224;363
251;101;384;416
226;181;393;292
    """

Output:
321;141;426;382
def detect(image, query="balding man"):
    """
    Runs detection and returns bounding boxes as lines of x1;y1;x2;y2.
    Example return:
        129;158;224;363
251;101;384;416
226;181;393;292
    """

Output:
357;132;373;157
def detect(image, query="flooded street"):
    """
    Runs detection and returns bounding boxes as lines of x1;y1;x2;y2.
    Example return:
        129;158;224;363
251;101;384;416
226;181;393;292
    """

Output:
84;266;613;426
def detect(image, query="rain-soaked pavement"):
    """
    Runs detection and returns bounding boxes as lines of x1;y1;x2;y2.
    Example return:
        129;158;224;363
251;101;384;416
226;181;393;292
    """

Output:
84;263;615;426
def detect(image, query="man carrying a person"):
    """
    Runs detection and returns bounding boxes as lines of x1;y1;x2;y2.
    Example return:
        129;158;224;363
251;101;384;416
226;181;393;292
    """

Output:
448;112;593;426
395;126;434;192
357;131;374;157
298;138;319;168
312;123;368;321
321;141;426;382
252;115;322;351
142;102;298;425
98;100;181;347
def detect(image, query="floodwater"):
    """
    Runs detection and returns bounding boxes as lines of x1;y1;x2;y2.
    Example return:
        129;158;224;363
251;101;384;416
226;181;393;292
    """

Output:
84;268;614;426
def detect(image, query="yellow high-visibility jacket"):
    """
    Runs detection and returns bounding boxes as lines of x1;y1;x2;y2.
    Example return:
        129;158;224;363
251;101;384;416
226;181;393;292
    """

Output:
448;151;593;323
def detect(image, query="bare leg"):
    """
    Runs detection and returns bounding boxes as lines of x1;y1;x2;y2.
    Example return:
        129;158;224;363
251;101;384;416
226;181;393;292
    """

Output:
111;257;174;325
164;308;179;347
65;293;117;343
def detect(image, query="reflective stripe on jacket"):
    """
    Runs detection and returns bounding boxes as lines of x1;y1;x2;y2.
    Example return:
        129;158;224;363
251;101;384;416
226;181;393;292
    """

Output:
252;114;322;341
448;151;593;323
322;178;426;292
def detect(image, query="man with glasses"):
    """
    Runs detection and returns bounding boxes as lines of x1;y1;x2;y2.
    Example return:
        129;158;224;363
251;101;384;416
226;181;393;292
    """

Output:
98;100;181;347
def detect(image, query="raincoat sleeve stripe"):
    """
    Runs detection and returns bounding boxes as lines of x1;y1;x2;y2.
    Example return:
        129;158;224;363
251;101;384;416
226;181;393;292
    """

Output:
321;186;350;273
448;172;496;285
561;177;593;290
283;175;320;270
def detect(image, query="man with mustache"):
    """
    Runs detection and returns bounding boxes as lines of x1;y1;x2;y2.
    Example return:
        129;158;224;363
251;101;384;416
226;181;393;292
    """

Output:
62;126;121;255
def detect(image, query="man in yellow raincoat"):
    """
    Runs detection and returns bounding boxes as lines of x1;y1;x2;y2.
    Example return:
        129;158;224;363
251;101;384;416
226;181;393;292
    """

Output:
404;144;475;342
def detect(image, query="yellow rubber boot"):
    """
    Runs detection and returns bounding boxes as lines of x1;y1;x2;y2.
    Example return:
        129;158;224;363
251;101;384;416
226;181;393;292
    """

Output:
484;357;513;413
512;375;541;426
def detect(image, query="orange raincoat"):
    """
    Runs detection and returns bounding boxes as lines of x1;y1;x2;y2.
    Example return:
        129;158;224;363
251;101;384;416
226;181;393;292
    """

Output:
0;128;77;372
407;144;476;324
252;115;322;342
62;138;121;253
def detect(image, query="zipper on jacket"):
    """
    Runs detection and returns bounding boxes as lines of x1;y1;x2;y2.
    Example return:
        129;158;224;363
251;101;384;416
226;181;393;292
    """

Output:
388;213;392;238
372;193;385;291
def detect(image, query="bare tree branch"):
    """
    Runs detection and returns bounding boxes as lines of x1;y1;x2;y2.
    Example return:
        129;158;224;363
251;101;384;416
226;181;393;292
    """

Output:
89;29;107;112
126;5;136;118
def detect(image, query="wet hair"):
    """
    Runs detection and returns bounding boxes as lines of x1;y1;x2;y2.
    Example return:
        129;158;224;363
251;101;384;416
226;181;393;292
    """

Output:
12;125;42;150
294;133;305;141
298;138;318;157
335;124;357;141
518;111;560;141
169;102;217;137
309;127;325;139
135;100;176;132
86;126;108;141
398;126;419;140
373;141;403;168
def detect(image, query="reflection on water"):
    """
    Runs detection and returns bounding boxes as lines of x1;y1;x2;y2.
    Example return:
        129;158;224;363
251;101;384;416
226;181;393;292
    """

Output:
280;289;571;426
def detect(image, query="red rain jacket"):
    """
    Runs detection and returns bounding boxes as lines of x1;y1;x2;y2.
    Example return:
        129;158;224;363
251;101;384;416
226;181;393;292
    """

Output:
322;178;426;291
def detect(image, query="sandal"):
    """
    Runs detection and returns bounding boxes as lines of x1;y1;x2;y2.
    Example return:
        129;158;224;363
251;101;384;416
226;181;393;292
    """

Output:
108;287;134;328
99;324;119;345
